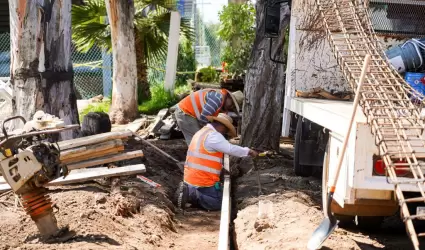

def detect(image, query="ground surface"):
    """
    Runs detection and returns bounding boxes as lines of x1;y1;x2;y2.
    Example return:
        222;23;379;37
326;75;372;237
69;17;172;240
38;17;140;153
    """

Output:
0;139;423;250
232;143;425;250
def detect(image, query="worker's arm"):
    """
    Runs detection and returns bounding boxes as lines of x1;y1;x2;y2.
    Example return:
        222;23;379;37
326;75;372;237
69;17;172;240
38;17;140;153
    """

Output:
204;132;255;171
199;92;223;125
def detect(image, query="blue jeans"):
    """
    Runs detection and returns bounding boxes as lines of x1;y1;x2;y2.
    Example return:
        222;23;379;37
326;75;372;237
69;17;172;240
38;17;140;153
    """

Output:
187;184;223;211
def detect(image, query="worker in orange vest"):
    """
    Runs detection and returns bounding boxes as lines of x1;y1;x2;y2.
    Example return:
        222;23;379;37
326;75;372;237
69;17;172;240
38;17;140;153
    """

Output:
175;113;258;211
173;88;242;145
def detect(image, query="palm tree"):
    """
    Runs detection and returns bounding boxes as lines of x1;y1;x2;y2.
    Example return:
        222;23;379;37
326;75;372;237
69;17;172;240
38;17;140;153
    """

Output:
71;0;194;102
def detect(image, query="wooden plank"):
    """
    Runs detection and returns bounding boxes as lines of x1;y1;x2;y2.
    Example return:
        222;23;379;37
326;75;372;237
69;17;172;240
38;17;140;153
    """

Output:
58;131;132;150
47;164;145;186
0;149;141;183
67;150;144;170
218;155;231;250
61;146;124;164
126;118;147;133
0;165;146;191
60;139;123;160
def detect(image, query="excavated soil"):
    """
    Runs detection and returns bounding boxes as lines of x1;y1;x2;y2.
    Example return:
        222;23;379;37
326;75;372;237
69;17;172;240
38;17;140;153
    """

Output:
232;143;425;250
0;139;221;250
0;139;423;250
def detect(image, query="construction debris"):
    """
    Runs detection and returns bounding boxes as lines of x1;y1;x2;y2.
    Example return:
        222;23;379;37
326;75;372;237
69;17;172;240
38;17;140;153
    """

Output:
137;175;161;188
296;87;352;100
138;108;183;140
56;131;144;170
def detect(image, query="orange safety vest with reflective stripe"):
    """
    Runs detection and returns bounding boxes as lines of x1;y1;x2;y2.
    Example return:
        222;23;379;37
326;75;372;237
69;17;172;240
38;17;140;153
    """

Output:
184;126;224;187
178;88;229;120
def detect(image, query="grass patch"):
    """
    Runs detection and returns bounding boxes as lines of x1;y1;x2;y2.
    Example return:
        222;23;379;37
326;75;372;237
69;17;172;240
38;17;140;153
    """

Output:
79;84;192;120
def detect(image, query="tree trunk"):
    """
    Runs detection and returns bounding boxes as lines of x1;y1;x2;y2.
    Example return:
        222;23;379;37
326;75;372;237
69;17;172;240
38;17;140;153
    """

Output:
135;30;151;103
105;0;138;124
9;0;80;140
240;1;290;151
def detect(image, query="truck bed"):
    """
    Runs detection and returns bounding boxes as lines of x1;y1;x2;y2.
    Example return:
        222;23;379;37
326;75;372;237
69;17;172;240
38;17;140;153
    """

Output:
285;97;367;136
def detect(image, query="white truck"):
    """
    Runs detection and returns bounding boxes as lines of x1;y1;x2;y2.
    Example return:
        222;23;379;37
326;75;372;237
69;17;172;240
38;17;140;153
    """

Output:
281;0;425;227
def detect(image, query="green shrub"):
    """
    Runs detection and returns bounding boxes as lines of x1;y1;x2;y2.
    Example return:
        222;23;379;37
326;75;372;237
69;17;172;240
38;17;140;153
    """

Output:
198;66;219;83
138;84;179;114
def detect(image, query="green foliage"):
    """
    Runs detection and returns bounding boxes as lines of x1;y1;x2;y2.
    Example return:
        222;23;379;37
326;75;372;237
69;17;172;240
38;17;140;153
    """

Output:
198;66;219;83
72;0;194;64
176;37;196;86
79;84;192;118
71;0;110;53
218;2;256;75
174;84;191;96
138;84;178;114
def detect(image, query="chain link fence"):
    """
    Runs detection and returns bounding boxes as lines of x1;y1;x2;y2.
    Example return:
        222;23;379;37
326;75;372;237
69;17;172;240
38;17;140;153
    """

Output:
0;1;227;99
193;1;225;69
0;32;111;100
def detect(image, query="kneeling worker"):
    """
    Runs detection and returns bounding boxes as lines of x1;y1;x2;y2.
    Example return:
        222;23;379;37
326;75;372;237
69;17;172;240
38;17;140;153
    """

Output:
174;88;241;145
176;113;258;211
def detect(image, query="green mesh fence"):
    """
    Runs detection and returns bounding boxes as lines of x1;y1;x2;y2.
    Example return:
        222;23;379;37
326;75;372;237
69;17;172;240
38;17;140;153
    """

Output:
0;32;111;100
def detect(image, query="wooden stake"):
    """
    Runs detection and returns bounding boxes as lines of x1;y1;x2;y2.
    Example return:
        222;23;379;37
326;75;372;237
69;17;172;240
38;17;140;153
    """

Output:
67;150;144;170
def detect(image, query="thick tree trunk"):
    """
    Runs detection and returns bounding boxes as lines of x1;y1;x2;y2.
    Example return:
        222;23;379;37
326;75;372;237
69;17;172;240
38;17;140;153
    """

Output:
9;0;80;140
135;30;151;103
106;0;138;124
240;1;290;151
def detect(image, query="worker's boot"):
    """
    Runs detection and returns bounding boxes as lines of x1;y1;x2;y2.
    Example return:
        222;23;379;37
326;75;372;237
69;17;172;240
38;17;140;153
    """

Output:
175;181;189;210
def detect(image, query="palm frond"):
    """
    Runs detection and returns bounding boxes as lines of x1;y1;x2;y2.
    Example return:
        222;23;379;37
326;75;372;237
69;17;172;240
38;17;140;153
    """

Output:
72;0;194;65
71;0;111;52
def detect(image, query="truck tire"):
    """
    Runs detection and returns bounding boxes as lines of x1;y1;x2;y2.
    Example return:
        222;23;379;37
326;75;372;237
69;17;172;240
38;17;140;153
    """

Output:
322;146;354;227
294;117;313;177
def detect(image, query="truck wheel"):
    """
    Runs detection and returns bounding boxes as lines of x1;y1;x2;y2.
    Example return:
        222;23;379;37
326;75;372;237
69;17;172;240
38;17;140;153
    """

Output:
355;216;384;231
294;117;313;177
322;146;354;227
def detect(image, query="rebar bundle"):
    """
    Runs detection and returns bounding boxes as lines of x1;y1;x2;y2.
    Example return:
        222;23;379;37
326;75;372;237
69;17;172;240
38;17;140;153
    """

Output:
316;0;425;248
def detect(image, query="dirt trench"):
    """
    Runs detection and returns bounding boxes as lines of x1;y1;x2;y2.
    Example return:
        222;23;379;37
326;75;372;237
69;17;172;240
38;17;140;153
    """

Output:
0;139;221;250
231;143;425;250
0;139;423;250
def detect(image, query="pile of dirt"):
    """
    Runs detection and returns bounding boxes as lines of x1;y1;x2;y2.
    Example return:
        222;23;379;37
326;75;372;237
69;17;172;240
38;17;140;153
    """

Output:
231;144;424;250
0;139;188;250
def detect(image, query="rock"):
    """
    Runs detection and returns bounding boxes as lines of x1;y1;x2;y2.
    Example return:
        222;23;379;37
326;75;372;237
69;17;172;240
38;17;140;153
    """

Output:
254;218;274;232
80;209;96;219
95;194;107;204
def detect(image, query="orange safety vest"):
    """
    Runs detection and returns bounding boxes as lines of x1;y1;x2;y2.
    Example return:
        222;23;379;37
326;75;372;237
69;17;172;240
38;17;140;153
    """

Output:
178;89;229;120
184;126;224;187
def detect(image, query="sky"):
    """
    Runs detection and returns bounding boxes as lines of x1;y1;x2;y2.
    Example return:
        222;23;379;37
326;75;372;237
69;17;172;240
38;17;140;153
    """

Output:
197;0;227;24
197;0;256;24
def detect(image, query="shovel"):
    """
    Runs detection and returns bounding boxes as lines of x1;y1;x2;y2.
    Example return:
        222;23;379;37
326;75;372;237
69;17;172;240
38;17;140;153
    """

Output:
307;54;371;250
131;131;184;172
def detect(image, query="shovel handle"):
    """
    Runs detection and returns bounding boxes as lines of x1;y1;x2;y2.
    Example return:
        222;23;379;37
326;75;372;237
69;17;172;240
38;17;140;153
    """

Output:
328;54;371;192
